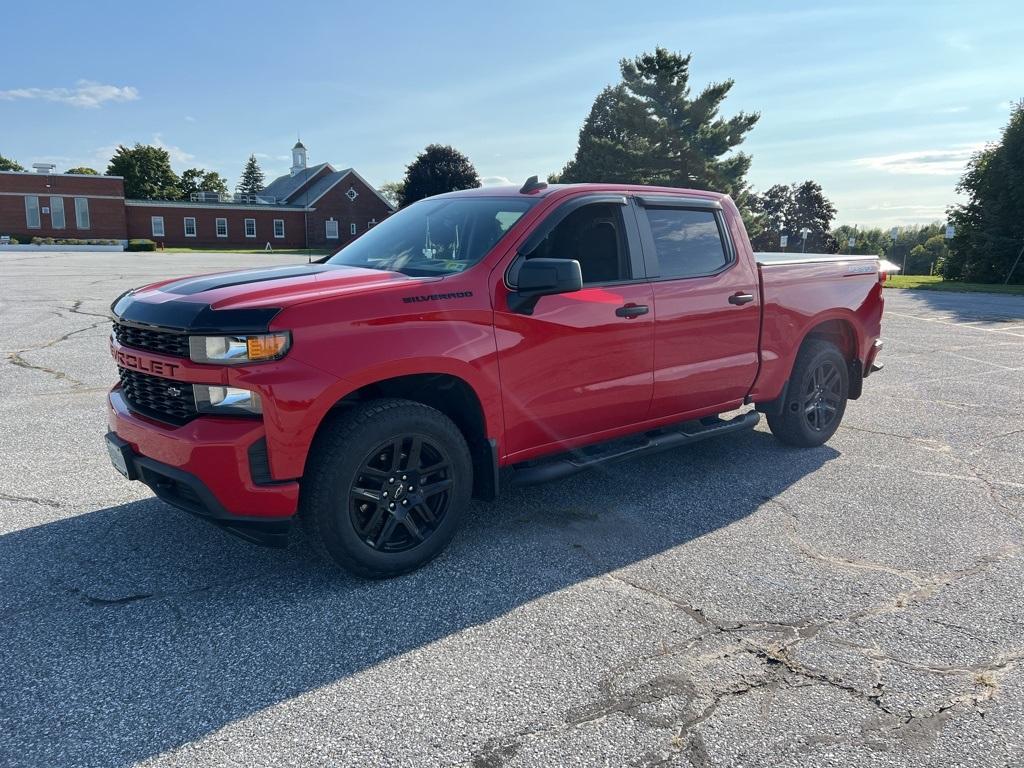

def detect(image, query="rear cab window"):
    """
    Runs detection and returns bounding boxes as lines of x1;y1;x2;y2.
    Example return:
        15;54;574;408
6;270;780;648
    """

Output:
640;207;732;279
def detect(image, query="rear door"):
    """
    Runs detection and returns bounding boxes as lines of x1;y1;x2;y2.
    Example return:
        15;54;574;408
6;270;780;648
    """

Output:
634;196;761;418
494;195;655;459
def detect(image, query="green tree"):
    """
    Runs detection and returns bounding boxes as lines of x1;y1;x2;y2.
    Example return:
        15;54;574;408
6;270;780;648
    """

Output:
65;166;98;175
377;180;405;209
400;144;480;206
748;184;794;250
907;234;949;275
180;168;230;200
236;155;265;196
749;181;837;252
554;48;759;203
0;154;27;172
106;144;181;200
946;101;1024;283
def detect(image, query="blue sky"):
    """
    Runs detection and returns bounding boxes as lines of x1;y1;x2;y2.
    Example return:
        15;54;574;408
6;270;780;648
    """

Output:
2;0;1021;226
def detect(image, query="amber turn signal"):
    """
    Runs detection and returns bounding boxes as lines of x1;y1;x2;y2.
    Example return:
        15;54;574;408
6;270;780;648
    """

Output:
246;333;290;361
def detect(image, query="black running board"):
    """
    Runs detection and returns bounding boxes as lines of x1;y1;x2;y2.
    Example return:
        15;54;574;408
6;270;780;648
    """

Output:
509;411;761;486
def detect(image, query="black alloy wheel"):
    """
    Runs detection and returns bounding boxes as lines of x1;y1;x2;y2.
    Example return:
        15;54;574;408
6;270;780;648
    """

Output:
350;435;454;553
301;398;473;578
766;338;849;447
803;360;843;432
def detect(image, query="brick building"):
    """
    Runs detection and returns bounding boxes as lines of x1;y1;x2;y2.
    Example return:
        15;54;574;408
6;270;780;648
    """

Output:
0;169;126;241
0;142;394;249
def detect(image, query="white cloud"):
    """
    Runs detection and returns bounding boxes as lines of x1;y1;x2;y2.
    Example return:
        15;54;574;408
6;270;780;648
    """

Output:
481;175;513;186
0;80;139;108
852;144;983;176
184;115;196;123
152;133;195;165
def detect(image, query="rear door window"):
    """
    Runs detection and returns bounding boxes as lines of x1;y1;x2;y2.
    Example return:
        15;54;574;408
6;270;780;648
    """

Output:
644;208;730;279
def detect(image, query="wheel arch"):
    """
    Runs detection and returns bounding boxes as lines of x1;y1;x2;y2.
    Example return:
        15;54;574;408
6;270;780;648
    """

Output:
756;312;863;416
310;371;499;501
802;315;864;400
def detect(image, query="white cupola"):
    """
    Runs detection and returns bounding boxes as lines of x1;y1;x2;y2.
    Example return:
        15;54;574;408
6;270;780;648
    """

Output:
290;140;308;176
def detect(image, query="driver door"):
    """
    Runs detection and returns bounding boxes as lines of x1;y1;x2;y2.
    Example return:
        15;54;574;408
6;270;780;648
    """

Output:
493;196;654;461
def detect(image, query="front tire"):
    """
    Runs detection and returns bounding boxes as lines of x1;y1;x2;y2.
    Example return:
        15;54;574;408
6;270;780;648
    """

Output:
767;339;849;447
301;399;473;578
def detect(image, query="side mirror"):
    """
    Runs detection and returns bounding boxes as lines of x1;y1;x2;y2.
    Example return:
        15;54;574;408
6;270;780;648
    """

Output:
508;257;583;314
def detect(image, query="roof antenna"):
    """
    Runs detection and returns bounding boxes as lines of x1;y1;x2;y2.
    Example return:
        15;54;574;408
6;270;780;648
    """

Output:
519;175;548;194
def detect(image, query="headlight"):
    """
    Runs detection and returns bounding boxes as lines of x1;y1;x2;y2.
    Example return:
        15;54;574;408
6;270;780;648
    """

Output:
189;332;290;364
194;385;262;415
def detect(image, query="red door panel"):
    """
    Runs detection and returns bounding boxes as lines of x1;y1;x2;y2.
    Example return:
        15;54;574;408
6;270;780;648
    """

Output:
494;283;655;459
648;267;760;417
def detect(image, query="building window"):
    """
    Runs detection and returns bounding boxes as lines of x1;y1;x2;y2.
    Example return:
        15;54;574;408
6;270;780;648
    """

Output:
368;219;377;228
325;219;339;239
216;218;228;237
350;222;357;235
50;197;65;229
345;186;359;201
151;216;165;238
184;217;196;237
25;196;41;229
244;218;256;238
75;197;90;229
273;219;285;238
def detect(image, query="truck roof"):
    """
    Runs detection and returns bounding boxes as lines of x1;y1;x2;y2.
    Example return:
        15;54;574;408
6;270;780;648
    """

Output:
435;182;730;203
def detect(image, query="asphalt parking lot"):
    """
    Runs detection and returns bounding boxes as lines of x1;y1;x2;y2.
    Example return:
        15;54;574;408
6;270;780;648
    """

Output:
1;250;1022;768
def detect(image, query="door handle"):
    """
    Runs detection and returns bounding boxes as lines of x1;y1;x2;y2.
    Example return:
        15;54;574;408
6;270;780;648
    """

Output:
615;303;649;318
728;292;755;306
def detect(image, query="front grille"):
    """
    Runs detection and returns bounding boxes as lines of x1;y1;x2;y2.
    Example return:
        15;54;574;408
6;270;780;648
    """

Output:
118;367;197;425
113;322;189;358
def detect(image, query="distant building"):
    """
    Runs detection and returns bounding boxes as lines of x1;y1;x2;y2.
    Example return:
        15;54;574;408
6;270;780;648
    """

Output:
0;171;127;241
0;141;394;249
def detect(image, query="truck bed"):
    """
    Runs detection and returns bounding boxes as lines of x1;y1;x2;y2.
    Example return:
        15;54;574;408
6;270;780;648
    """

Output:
748;252;888;404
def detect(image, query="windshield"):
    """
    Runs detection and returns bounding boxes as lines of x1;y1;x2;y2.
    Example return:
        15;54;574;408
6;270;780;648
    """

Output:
326;196;535;276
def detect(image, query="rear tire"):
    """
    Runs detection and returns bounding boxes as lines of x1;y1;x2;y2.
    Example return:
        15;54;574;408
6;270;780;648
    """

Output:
767;339;849;447
300;398;473;578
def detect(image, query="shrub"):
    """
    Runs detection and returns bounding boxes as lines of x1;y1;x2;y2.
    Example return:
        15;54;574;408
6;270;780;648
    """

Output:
126;239;157;252
1;236;19;245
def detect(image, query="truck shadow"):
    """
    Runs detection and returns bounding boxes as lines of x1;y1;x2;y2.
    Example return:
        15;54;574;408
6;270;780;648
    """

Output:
0;429;837;767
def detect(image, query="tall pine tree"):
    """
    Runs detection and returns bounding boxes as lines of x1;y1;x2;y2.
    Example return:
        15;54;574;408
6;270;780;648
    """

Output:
236;154;266;196
554;48;759;201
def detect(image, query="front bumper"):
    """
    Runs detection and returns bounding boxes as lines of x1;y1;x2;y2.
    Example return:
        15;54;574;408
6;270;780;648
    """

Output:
107;388;299;545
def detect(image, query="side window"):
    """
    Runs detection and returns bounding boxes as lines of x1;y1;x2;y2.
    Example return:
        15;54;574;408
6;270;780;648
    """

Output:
645;208;729;279
516;203;629;286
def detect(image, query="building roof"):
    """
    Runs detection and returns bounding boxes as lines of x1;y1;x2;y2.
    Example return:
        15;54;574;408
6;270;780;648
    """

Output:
261;163;331;203
293;141;306;150
261;163;396;211
298;168;354;205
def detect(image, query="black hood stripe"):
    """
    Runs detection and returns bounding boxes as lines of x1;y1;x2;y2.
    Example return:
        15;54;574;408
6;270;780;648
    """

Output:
161;264;339;296
112;293;281;334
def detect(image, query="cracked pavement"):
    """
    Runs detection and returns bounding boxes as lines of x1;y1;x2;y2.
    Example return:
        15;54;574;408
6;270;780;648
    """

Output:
1;251;1022;768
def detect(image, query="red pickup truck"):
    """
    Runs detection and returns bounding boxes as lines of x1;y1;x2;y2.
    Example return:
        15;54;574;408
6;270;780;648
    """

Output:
106;179;887;577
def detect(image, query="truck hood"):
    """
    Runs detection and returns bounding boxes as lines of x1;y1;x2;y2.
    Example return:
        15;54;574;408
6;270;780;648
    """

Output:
112;263;424;333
